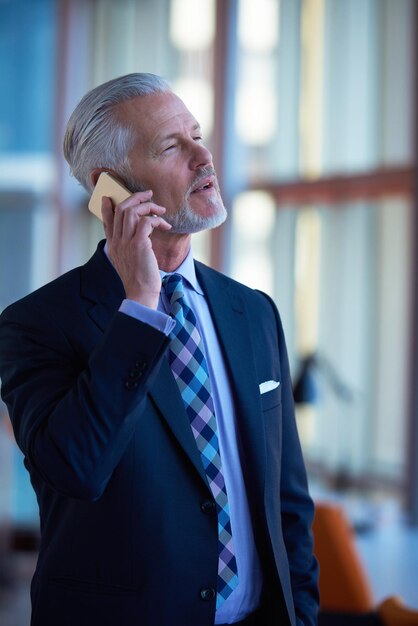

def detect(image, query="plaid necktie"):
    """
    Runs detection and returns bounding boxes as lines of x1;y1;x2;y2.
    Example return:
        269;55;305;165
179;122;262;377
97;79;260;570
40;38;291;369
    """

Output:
163;273;239;607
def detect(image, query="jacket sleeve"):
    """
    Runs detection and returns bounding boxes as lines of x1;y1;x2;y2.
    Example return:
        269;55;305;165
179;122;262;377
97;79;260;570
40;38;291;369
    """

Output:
0;302;169;501
261;291;320;626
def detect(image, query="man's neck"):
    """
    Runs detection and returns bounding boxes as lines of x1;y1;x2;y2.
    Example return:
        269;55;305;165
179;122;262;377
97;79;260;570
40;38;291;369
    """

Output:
152;231;192;273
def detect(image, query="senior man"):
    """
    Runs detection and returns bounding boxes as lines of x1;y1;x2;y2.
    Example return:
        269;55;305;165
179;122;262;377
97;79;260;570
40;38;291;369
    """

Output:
0;73;318;626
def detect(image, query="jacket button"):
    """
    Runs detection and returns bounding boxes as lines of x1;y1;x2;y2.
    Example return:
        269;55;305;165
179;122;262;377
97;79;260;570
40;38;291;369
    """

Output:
200;587;216;601
129;368;141;379
125;379;139;390
201;500;216;514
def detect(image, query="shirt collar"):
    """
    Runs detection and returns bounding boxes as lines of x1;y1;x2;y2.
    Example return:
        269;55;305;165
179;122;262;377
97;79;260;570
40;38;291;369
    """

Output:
160;247;204;296
104;240;204;296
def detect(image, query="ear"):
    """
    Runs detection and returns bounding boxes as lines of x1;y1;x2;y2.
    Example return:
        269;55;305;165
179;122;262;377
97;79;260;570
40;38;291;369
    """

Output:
90;168;123;188
90;168;108;188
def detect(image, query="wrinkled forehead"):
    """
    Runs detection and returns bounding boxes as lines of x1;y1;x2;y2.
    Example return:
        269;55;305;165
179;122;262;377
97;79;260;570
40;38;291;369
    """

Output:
116;91;199;144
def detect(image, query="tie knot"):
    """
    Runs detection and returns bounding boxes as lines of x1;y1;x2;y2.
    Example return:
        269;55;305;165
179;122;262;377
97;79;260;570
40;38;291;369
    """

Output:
162;273;184;304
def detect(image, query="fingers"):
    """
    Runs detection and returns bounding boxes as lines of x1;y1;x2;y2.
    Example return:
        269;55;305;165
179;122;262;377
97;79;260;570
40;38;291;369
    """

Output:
101;190;171;242
121;189;153;210
121;210;170;241
101;190;169;308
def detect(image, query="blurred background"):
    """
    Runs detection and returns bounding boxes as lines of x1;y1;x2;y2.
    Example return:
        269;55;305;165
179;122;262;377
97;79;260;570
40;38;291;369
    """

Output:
0;0;417;622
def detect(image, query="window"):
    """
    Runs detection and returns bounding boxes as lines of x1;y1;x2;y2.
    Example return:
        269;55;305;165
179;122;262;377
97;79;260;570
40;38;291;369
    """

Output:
228;0;416;494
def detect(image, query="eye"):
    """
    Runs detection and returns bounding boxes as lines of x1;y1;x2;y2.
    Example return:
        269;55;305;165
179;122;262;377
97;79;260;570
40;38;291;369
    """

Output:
163;144;176;153
193;135;203;142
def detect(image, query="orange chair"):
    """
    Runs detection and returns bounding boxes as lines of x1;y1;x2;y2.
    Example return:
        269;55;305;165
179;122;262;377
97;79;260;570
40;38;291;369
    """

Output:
313;501;374;613
377;596;418;626
313;501;418;625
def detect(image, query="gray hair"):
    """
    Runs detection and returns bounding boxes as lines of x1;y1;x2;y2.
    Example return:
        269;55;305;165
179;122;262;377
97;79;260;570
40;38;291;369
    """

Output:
63;73;171;193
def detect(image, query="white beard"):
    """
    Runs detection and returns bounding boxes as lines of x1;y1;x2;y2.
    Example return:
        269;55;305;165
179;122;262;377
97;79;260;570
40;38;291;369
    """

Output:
166;195;227;234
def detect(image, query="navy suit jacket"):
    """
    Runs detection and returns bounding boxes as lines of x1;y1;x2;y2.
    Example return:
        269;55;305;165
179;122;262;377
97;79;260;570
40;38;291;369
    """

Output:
0;241;318;626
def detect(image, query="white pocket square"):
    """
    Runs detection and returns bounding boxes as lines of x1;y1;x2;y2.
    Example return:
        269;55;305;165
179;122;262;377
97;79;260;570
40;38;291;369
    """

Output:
259;380;281;394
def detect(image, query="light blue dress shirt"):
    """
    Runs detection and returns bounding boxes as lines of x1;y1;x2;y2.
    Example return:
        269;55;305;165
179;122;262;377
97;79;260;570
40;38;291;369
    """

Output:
118;249;263;623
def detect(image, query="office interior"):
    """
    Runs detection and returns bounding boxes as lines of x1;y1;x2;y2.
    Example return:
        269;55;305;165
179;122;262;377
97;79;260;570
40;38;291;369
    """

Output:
1;0;418;623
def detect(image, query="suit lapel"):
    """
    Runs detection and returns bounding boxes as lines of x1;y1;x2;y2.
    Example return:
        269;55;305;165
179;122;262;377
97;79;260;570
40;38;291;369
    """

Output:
148;363;210;487
80;241;126;332
149;262;268;493
79;242;210;487
195;262;266;501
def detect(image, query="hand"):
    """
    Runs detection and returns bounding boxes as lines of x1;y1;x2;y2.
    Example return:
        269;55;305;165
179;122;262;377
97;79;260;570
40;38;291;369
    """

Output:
101;190;171;309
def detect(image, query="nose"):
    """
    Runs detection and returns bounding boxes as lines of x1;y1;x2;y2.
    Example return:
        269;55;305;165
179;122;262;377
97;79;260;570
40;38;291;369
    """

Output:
190;141;212;170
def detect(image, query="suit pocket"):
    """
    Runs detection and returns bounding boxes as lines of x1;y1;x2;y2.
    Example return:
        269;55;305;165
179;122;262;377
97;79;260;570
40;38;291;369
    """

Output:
34;578;139;626
260;385;282;411
48;576;137;596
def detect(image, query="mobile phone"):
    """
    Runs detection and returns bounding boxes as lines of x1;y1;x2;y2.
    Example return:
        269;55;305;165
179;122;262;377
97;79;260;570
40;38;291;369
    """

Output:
88;172;131;220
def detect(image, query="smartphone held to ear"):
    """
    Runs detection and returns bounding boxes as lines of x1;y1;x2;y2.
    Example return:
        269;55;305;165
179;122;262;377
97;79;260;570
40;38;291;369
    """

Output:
88;172;131;220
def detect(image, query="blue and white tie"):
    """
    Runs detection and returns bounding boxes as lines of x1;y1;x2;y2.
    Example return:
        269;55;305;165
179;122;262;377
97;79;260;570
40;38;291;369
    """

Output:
163;273;238;607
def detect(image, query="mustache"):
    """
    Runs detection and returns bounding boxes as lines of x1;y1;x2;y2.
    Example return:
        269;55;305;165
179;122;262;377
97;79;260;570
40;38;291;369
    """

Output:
186;166;218;196
124;165;219;199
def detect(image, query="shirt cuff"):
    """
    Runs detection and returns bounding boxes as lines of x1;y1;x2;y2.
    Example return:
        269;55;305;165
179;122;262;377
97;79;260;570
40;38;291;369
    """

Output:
119;299;175;335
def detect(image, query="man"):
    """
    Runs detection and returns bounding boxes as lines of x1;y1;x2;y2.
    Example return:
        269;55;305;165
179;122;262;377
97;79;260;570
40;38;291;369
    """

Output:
0;73;318;625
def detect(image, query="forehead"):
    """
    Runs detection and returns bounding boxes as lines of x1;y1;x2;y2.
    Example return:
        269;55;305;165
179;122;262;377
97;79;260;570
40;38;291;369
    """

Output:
117;91;198;145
